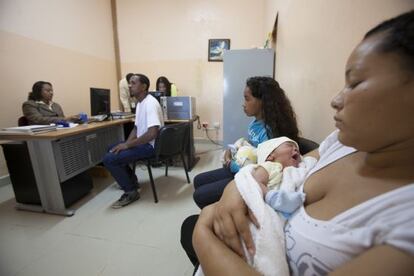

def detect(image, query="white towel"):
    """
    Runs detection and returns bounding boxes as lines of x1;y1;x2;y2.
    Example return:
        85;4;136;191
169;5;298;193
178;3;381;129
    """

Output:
195;157;317;276
235;165;290;276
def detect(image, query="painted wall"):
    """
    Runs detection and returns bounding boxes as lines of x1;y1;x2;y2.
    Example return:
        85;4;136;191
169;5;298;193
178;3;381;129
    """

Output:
264;0;414;143
0;0;118;176
1;0;411;178
116;0;266;140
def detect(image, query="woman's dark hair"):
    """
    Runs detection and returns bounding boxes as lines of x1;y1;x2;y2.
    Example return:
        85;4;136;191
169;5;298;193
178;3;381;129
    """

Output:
364;10;414;71
246;76;299;141
28;81;52;101
156;76;172;96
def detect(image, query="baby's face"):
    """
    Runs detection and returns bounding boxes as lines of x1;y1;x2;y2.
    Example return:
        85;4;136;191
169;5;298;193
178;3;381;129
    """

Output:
266;142;301;168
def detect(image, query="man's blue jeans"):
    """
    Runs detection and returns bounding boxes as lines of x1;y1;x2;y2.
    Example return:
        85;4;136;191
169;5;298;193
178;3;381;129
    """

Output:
103;142;155;192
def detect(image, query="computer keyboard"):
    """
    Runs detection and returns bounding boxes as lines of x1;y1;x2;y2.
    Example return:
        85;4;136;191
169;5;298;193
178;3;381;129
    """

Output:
90;114;108;122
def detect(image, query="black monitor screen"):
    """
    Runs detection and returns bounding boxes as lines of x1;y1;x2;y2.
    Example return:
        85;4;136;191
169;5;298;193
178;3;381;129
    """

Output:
148;91;165;103
90;88;110;116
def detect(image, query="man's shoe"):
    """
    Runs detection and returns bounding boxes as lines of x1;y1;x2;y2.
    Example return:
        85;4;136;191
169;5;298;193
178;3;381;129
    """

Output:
111;190;140;209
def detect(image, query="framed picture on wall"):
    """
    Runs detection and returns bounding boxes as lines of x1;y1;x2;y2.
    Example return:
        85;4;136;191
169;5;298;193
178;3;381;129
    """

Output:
208;39;230;62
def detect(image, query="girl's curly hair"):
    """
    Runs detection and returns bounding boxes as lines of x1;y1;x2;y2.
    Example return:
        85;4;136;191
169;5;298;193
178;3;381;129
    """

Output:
246;76;299;141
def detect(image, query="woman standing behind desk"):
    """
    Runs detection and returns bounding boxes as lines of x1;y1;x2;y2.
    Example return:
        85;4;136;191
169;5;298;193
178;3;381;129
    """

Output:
22;81;79;125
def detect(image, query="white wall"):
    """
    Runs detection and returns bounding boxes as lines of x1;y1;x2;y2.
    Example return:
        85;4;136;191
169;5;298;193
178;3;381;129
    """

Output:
264;0;413;142
116;0;267;140
0;0;115;60
0;0;118;176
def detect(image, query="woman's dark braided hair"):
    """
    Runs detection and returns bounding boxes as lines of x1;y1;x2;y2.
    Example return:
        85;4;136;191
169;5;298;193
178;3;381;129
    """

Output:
364;10;414;71
246;76;299;141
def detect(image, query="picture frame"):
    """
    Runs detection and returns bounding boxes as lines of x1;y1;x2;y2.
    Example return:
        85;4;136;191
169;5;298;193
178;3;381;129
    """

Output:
208;39;230;62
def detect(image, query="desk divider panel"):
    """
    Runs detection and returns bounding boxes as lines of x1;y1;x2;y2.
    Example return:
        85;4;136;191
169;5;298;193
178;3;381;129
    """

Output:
53;126;120;182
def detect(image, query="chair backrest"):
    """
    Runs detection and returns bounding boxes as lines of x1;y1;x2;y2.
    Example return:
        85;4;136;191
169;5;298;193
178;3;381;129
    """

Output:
296;137;319;155
153;122;189;161
18;116;29;126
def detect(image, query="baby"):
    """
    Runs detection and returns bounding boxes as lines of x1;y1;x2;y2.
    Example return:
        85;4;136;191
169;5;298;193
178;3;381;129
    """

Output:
252;137;305;216
195;137;314;276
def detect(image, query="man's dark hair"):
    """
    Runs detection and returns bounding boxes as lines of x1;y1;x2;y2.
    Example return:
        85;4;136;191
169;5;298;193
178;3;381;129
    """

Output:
364;10;414;71
126;73;134;83
134;74;150;91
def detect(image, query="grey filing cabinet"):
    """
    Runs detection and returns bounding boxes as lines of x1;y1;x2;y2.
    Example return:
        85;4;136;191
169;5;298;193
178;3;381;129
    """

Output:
223;49;275;146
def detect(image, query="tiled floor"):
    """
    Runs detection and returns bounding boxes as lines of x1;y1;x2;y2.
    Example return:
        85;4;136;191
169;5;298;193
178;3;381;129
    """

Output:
0;142;222;276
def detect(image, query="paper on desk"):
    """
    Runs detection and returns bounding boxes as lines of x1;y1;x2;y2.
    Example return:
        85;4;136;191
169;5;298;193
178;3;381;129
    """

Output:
56;123;79;129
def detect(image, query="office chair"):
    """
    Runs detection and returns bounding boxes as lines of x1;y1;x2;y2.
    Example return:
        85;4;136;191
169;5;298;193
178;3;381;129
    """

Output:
18;116;29;126
296;137;319;155
133;122;191;203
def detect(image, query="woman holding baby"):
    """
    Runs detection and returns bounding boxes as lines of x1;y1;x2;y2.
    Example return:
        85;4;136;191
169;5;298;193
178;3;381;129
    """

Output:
192;11;414;276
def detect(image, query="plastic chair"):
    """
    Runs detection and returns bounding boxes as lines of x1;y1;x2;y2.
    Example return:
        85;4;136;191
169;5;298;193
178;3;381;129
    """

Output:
296;137;319;155
133;122;191;203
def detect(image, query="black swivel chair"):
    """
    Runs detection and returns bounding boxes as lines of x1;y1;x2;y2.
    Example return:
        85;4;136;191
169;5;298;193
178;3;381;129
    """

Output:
296;137;319;155
18;116;29;126
133;122;191;203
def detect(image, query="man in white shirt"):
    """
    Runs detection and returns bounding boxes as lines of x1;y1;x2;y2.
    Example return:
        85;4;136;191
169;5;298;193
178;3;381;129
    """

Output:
119;73;135;112
103;74;164;208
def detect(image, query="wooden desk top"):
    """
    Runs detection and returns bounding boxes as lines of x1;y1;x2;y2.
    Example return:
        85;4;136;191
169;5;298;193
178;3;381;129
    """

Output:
0;119;132;141
0;115;199;142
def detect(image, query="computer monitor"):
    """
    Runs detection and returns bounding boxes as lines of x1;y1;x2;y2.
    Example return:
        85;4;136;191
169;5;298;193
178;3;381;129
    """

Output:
90;88;110;116
148;91;165;103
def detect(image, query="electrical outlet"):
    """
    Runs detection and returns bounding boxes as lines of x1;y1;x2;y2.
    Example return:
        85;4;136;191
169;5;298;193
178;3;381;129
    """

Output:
213;122;220;129
202;122;209;128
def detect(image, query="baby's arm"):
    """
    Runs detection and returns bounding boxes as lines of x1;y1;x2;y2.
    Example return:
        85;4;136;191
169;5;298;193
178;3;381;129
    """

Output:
251;166;269;196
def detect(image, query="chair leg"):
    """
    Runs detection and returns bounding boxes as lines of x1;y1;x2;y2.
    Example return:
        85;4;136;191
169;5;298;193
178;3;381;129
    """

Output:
146;161;158;203
165;161;168;177
181;153;191;183
130;162;136;172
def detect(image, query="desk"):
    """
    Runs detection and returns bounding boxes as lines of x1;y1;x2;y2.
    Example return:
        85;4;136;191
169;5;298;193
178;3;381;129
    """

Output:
0;120;129;216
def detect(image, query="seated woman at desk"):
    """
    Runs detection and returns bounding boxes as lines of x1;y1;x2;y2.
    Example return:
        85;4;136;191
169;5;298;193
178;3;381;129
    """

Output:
22;81;79;125
156;76;178;96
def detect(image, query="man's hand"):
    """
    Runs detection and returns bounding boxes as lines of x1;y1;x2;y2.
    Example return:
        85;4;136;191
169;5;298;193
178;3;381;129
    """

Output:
110;143;128;154
212;181;257;259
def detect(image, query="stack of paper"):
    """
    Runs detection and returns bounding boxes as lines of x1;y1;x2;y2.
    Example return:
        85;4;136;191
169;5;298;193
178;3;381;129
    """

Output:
1;125;57;135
